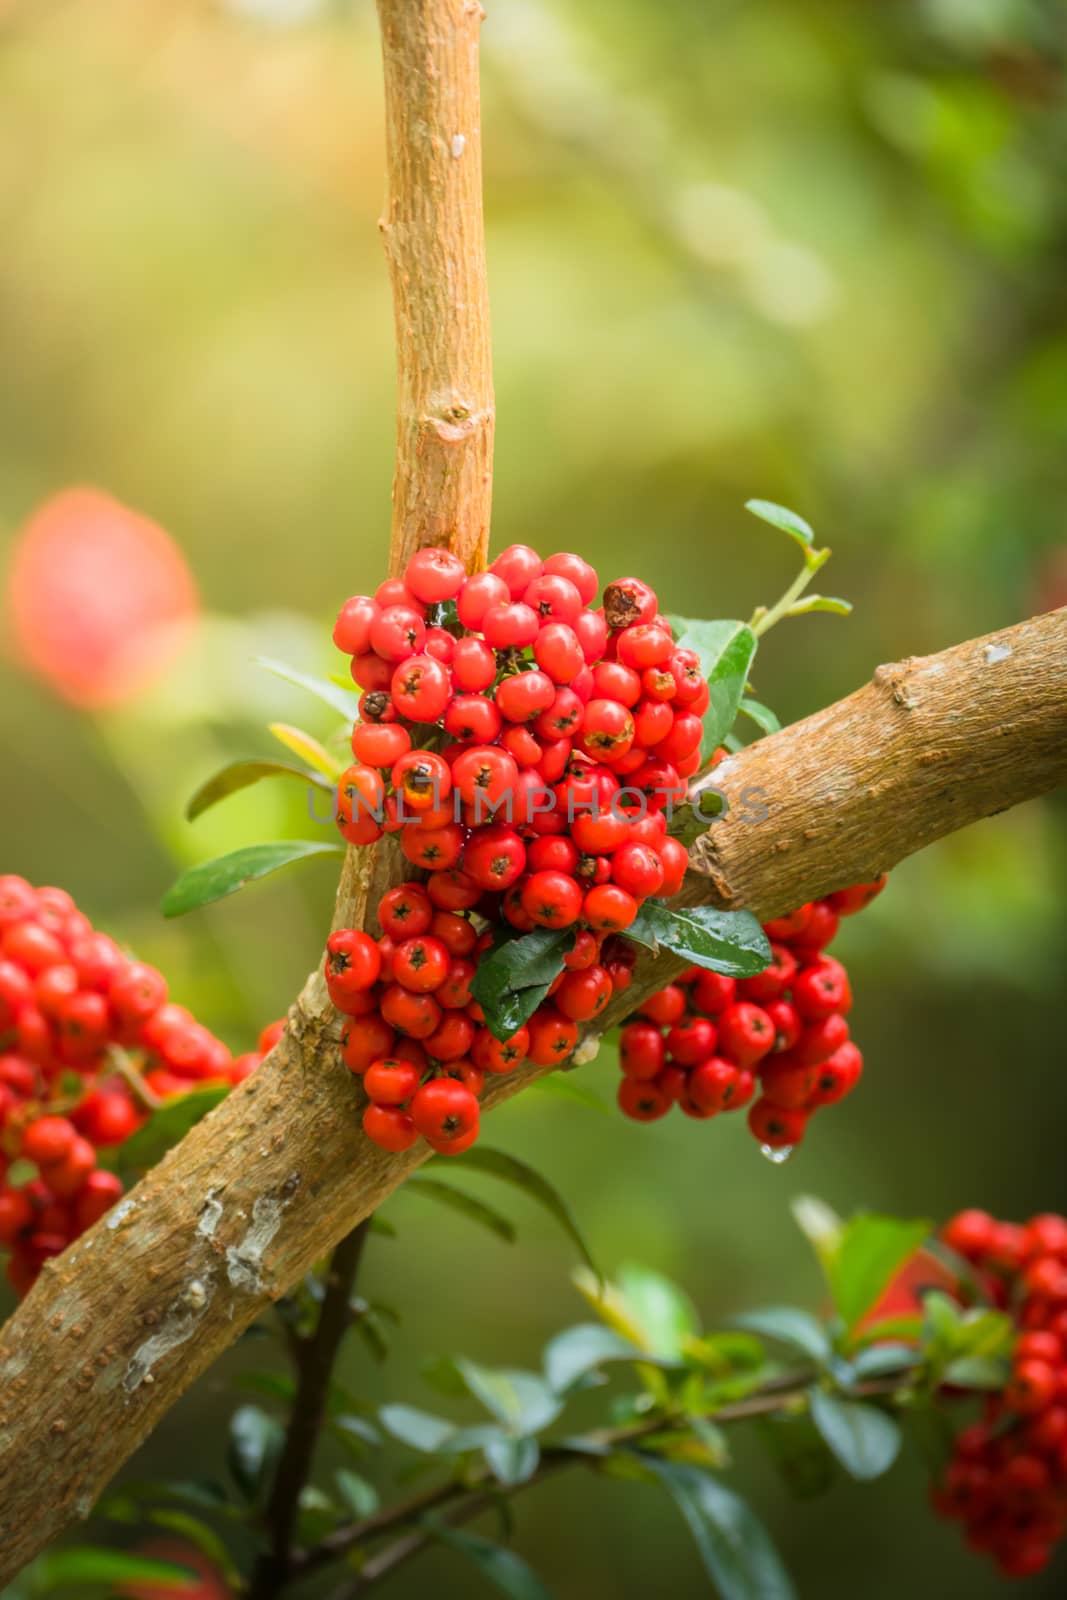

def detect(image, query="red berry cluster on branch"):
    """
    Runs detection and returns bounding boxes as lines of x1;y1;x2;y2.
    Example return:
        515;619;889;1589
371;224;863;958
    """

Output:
329;544;714;1154
933;1209;1067;1578
0;875;277;1297
617;880;885;1149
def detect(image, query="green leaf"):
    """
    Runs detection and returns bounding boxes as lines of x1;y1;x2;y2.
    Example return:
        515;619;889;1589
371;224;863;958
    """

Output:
484;1434;541;1486
616;1263;700;1361
785;595;852;619
31;1549;198;1593
645;1459;797;1600
450;1358;563;1434
731;1308;831;1364
625;901;771;978
5;1158;38;1189
379;1405;460;1454
162;840;345;917
808;1390;901;1481
542;1324;648;1393
142;1510;241;1591
332;1413;383;1452
829;1214;931;1334
335;1469;379;1518
228;1405;284;1501
185;760;332;823
666;798;723;847
420;1518;555;1600
268;722;345;779
745;499;815;549
404;1176;517;1243
736;699;781;736
943;1356;1010;1390
469;926;577;1042
255;655;362;722
527;1075;610;1115
442;1147;598;1276
790;1195;844;1276
850;1344;921;1380
99;1085;229;1182
668;618;759;754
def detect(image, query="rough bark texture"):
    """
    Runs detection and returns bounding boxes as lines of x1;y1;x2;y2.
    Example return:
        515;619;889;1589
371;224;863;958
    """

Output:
1;608;1065;1577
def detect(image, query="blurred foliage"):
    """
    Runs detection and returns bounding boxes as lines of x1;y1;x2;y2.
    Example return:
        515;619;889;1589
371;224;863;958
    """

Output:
0;0;1065;1594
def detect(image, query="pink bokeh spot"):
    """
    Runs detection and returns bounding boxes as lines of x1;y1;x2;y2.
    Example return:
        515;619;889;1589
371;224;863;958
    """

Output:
5;487;199;708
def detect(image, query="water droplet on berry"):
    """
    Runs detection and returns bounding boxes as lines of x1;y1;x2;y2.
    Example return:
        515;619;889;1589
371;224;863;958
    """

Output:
759;1142;794;1165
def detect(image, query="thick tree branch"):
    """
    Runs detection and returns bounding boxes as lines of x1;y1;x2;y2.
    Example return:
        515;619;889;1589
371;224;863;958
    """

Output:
0;608;1064;1579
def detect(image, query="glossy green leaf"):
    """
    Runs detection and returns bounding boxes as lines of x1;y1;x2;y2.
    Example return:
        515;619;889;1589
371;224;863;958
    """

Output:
646;1459;797;1600
668;617;759;753
185;759;332;823
625;901;771;978
745;499;815;548
469;925;577;1042
31;1549;199;1594
404;1176;517;1243
442;1147;598;1276
228;1405;284;1501
829;1214;931;1333
162;840;345;917
731;1307;831;1364
255;655;362;722
99;1085;229;1182
617;1263;700;1361
736;698;781;736
808;1390;902;1481
420;1518;555;1600
268;722;345;779
542;1323;648;1393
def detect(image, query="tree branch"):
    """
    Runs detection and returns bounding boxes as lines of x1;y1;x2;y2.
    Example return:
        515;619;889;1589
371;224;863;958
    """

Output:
0;608;1063;1580
249;1221;370;1599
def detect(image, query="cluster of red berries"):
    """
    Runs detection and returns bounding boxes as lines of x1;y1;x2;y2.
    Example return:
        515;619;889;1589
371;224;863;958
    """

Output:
329;544;714;1154
616;879;885;1149
0;875;278;1297
933;1209;1067;1577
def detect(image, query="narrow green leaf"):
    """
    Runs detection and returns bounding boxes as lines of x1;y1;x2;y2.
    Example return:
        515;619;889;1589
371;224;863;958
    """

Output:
829;1214;931;1333
162;840;345;917
254;655;362;722
268;723;345;780
790;1195;844;1278
736;699;781;736
378;1405;460;1454
731;1307;831;1365
942;1356;1010;1390
405;1176;517;1243
625;901;771;978
745;499;815;549
31;1549;199;1594
185;760;332;823
98;1085;229;1182
542;1323;647;1393
442;1147;598;1276
228;1406;284;1501
808;1390;901;1481
645;1459;797;1600
469;926;577;1042
785;595;852;618
420;1518;555;1600
668;617;758;753
849;1344;921;1380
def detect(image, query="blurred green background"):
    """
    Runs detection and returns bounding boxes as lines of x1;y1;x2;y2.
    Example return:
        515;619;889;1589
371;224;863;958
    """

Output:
1;0;1066;1594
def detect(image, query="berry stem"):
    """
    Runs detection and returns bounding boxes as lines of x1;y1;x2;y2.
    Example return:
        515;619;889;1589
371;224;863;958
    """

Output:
105;1046;163;1112
748;546;830;638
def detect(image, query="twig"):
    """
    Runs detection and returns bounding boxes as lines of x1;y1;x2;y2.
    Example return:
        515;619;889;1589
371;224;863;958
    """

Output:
249;1221;371;1599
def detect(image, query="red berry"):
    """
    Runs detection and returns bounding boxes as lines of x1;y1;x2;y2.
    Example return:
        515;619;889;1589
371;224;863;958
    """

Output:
21;1115;76;1168
482;602;539;650
452;636;498;692
364;1057;422;1106
555;965;613;1023
380;985;442;1039
521;871;583;930
471;1026;529;1075
390;654;452;722
351;721;412;768
341;1014;395;1073
404;545;466;603
747;1099;807;1149
582;885;637;932
392;936;450;994
333;594;380;655
489;543;543;597
325;929;382;993
617;1077;671;1121
443;693;503;745
610;842;665;899
543;551;598;604
534;623;585;683
717;1002;775;1068
370;604;426;662
496;670;556;723
410;1078;480;1148
457;571;510;629
525;1006;578;1066
602;577;658;630
619;1021;666;1080
463;827;527;891
363;1103;418;1152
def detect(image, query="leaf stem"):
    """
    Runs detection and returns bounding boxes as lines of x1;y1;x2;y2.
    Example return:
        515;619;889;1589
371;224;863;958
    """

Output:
748;547;830;638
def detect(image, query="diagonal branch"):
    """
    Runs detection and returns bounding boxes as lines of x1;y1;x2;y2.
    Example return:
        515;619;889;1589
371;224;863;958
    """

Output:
0;608;1064;1579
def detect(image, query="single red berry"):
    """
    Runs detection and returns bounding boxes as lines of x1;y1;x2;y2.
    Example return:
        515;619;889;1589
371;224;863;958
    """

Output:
326;929;382;992
619;1020;666;1080
404;545;466;603
616;622;674;670
747;1098;807;1149
717;1002;776;1069
481;601;539;650
602;577;658;630
657;837;689;897
430;910;477;957
443;693;503;744
463;826;527;891
370;604;426;662
759;1058;817;1111
21;1115;76;1168
425;1011;476;1060
582;884;637;932
525;1006;578;1066
1006;1360;1058;1415
456;571;510;629
452;636;498;692
792;1012;850;1067
410;1078;480;1147
534;622;585;683
490;543;543;596
542;551;597;603
349;650;394;692
688;1057;744;1113
390;654;453;722
392;751;452;814
426;868;482;912
72;1169;124;1233
363;1102;418;1152
738;944;798;1005
380;985;442;1039
341;1014;396;1073
496;670;556;723
555;964;613;1022
471;1025;530;1075
691;971;736;1014
579;699;635;761
617;1077;671;1121
351;721;412;768
574;609;609;663
793;958;852;1020
400;822;466;872
392;936;451;994
520;871;583;929
763;905;813;941
364;1056;422;1106
333;594;380;655
610;842;665;899
827;876;887;916
378;883;433;940
666;1016;716;1066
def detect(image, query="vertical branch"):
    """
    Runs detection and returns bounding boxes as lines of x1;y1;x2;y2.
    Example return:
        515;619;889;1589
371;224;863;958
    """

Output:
329;0;495;940
376;0;495;571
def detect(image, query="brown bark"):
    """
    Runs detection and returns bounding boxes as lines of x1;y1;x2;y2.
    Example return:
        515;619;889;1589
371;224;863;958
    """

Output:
0;609;1064;1577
